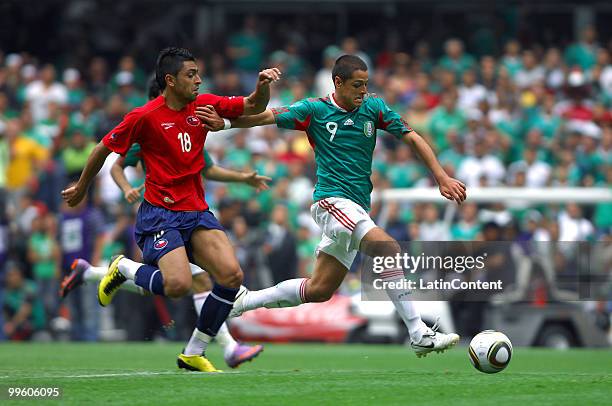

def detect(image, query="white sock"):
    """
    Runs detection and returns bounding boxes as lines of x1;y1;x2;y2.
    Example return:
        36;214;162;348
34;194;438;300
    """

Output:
86;265;144;295
117;257;143;280
193;292;209;316
381;269;427;342
243;278;308;311
184;328;213;356
84;266;106;282
217;323;238;357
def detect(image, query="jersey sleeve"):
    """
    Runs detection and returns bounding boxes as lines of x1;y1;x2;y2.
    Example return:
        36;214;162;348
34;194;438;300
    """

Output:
203;149;214;170
272;100;313;131
197;94;244;119
102;109;144;155
374;98;413;139
123;143;142;168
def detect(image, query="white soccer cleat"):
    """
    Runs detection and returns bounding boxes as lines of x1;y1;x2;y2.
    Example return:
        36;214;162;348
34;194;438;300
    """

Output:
228;285;249;318
410;319;460;358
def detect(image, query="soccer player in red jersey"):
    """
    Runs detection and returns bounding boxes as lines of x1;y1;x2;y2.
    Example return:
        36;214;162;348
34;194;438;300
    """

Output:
62;47;281;372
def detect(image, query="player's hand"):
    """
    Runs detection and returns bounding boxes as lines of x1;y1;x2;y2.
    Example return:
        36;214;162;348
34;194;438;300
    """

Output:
257;68;282;86
243;171;272;192
124;184;144;204
438;176;467;205
195;105;225;131
61;183;86;207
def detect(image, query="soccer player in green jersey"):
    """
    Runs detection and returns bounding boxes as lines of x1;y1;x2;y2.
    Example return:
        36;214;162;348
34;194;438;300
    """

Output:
197;55;467;357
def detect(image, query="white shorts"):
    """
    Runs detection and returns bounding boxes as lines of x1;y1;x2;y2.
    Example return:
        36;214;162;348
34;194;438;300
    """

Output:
310;197;377;270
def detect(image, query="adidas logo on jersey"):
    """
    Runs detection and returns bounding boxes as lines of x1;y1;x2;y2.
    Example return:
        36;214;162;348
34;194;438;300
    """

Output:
343;118;354;126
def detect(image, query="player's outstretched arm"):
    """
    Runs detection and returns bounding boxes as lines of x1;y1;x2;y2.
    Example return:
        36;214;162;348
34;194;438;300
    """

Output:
195;108;276;129
203;165;271;192
243;68;282;115
110;156;143;204
401;131;467;205
232;109;276;128
61;141;112;207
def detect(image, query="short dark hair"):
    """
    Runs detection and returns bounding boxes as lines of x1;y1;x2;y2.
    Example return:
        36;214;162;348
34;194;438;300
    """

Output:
147;76;161;100
155;47;195;90
332;54;367;82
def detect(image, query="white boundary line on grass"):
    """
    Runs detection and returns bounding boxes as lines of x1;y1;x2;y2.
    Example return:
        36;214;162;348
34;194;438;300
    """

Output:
0;371;240;380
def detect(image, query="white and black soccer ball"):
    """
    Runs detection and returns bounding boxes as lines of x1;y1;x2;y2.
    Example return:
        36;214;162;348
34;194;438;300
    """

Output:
468;330;513;373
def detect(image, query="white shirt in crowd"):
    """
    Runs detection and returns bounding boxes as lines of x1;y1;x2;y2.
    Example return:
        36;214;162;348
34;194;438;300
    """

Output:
25;80;68;122
458;83;487;112
558;211;594;241
457;155;506;187
508;160;552;187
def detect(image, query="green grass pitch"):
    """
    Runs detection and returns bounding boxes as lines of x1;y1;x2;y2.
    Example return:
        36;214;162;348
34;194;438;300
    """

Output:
0;343;610;405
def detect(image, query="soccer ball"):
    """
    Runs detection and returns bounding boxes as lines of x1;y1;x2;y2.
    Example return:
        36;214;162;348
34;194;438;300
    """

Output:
468;330;513;373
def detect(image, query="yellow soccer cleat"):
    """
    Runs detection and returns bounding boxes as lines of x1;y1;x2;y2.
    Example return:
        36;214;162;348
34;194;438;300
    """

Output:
177;354;221;373
97;255;127;307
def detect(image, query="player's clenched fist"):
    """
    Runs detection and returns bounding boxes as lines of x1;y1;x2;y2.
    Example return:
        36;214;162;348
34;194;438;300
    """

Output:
257;68;282;85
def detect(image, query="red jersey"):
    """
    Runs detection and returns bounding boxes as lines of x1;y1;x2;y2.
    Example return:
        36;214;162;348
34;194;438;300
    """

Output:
102;94;244;211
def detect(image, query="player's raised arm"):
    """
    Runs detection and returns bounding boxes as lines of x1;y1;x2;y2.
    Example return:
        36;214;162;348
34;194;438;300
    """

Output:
61;141;112;206
400;130;467;205
243;68;282;115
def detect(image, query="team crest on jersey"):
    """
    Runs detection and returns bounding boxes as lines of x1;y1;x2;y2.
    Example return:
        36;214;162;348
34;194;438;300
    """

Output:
363;121;375;137
186;116;200;126
154;238;168;250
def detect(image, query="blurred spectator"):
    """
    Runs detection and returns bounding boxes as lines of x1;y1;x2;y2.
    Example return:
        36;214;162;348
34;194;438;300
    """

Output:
508;148;551;187
264;204;297;283
451;202;481;240
27;212;60;327
428;92;466;151
543;47;565;90
514;50;545;89
24;64;68;123
315;46;341;96
63;68;86;110
418;203;450;241
558;203;595;241
341;37;373;72
2;262;45;341
5;119;49;199
438;38;476;80
458;70;487;113
59;197;104;341
61;129;96;182
501;40;522;79
564;25;599;71
457;137;506;187
227;15;266;88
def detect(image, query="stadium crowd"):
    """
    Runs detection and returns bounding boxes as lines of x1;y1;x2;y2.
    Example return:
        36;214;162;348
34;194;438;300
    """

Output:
0;20;610;341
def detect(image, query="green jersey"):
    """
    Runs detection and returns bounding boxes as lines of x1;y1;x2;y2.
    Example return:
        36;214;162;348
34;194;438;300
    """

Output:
124;143;214;171
273;94;412;210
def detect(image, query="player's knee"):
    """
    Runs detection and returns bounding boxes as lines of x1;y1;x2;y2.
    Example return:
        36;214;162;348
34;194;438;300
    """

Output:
164;276;192;298
216;263;243;289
